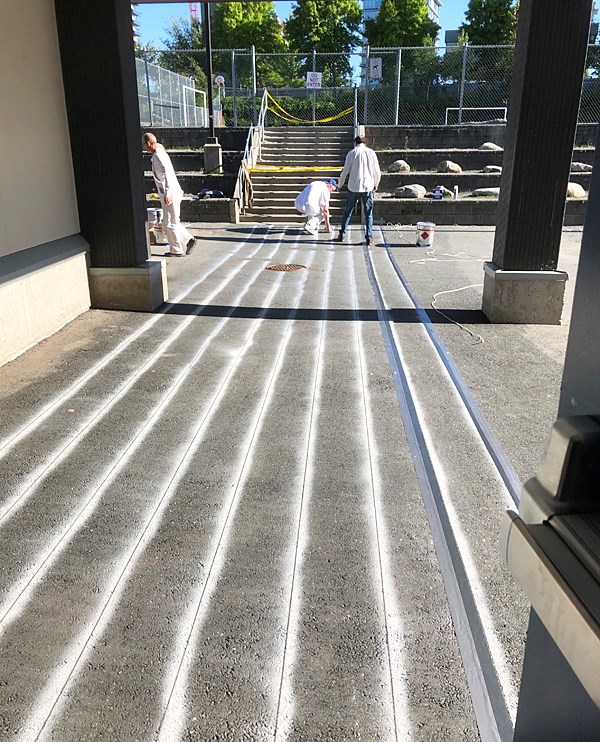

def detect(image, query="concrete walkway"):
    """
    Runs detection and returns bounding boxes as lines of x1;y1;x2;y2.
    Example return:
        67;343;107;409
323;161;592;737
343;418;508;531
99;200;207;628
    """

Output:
0;224;582;741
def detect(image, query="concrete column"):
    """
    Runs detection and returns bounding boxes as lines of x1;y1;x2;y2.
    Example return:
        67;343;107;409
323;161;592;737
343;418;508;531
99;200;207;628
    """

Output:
54;0;167;311
483;0;593;324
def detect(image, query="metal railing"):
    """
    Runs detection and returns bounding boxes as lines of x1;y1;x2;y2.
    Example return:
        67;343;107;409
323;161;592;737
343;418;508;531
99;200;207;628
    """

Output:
235;89;268;215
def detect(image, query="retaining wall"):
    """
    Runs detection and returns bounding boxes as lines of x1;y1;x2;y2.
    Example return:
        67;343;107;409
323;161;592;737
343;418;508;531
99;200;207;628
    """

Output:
365;123;598;150
374;197;587;227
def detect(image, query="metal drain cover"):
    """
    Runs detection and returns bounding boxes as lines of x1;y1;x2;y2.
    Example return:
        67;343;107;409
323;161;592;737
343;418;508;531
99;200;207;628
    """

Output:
265;264;307;272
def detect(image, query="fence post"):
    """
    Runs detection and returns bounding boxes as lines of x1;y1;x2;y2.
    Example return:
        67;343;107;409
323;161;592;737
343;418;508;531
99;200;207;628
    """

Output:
232;50;238;128
144;51;153;127
353;85;358;133
364;45;370;126
312;49;317;127
395;48;402;126
251;45;257;125
458;42;468;125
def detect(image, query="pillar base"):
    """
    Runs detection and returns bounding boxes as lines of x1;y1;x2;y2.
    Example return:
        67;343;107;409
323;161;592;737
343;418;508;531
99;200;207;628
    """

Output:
204;141;222;174
482;262;568;324
88;258;168;312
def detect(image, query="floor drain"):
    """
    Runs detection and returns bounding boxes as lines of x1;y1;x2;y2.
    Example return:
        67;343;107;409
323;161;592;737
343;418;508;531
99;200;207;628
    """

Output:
265;264;307;272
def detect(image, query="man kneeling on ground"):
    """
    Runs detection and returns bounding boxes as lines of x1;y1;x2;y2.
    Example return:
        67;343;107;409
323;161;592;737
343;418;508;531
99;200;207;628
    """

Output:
294;179;338;236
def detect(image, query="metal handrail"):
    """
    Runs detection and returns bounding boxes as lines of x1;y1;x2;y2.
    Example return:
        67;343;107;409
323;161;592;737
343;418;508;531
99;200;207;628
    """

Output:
235;89;268;216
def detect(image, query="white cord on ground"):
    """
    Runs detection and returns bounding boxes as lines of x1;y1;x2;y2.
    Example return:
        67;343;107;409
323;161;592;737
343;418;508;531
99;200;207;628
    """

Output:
431;285;485;344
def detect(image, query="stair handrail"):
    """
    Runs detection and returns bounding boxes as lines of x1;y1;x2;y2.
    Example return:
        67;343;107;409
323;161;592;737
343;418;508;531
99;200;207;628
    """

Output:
234;89;268;216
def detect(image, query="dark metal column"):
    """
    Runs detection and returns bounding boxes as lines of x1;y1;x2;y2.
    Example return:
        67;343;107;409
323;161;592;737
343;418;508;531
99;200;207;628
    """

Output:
492;0;593;271
559;135;600;418
54;0;147;268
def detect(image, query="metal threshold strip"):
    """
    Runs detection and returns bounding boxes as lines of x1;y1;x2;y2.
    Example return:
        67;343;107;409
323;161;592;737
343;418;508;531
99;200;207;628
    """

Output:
363;236;514;742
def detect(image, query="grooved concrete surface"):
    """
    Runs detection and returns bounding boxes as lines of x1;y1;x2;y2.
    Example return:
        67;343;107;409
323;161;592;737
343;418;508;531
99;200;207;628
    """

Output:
0;224;582;741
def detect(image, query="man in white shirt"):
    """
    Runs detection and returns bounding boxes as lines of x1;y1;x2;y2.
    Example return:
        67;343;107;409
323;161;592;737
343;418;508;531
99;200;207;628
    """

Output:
294;179;338;235
142;132;195;257
337;136;381;247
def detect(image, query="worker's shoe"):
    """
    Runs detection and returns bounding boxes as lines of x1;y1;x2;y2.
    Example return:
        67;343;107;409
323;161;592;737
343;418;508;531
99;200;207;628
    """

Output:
186;237;196;255
336;231;345;242
164;251;184;257
366;237;375;248
303;226;317;236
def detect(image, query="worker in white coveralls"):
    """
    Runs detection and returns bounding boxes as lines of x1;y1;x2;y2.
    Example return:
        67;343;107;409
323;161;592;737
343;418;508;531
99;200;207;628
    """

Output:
294;179;338;235
142;132;196;257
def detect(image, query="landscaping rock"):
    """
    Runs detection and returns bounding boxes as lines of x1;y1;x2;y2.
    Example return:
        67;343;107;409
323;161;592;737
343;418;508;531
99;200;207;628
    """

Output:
567;182;586;198
571;162;593;172
438;160;462;173
395;184;427;199
388;159;411;173
471;187;500;197
479;142;503;151
481;165;502;173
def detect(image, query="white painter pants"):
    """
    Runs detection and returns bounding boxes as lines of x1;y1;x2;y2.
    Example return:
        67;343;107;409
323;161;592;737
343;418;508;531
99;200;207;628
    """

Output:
161;192;194;255
297;204;322;232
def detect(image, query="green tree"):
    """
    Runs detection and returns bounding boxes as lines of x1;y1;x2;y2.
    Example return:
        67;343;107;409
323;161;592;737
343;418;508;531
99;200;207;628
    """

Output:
213;2;300;87
285;0;362;85
158;17;207;89
365;0;439;48
213;2;284;52
460;0;518;45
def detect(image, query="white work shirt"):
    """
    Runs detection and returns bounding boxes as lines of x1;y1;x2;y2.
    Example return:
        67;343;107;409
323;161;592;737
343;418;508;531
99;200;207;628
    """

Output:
295;181;330;214
151;146;183;200
338;143;381;193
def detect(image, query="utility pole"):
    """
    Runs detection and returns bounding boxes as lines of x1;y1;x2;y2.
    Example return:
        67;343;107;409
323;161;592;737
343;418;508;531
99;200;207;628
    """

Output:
201;2;222;172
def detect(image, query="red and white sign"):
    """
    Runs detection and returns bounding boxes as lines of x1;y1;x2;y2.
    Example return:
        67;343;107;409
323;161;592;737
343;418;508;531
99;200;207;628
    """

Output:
306;72;322;89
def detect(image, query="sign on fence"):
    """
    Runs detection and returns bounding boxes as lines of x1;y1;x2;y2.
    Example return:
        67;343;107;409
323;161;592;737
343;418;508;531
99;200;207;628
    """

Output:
369;58;382;79
306;72;322;89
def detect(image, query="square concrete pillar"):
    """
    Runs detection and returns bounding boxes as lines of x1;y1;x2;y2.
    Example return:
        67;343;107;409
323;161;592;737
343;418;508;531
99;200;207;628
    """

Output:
482;262;568;324
88;258;168;312
204;137;223;174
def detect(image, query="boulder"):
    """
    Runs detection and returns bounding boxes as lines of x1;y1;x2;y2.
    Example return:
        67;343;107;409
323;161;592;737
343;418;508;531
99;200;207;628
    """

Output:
438;160;462;173
479;142;503;151
571;162;593;172
481;165;502;174
471;187;500;197
395;184;427;199
388;159;411;173
567;182;586;198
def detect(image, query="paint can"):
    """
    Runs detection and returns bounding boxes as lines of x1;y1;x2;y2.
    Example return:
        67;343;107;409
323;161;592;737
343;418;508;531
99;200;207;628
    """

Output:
146;208;158;224
416;221;435;247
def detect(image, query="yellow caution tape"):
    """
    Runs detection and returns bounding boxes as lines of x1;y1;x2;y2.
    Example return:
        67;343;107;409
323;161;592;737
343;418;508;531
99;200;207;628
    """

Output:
266;92;353;124
251;165;343;172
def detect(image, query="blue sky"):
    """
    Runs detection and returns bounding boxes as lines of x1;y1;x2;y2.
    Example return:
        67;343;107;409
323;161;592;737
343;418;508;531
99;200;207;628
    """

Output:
135;1;469;48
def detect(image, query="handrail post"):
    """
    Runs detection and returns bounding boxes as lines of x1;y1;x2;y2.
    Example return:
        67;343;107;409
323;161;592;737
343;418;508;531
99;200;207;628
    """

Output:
353;85;358;133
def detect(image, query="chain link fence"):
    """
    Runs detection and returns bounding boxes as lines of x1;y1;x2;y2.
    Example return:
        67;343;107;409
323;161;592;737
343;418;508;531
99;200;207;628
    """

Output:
136;57;207;127
137;44;600;128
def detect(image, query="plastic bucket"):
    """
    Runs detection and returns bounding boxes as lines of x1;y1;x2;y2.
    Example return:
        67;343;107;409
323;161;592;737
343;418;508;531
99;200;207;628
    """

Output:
146;208;158;224
416;221;435;247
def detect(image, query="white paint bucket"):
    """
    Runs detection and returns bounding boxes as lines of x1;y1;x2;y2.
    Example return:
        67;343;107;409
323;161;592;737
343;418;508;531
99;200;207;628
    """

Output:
416;221;435;247
146;208;158;224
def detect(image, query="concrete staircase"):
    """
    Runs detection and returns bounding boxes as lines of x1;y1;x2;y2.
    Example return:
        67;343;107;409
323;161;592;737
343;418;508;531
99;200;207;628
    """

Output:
241;126;354;223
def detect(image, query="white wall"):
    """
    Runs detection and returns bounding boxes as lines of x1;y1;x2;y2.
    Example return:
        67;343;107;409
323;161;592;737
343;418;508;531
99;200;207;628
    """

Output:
0;0;79;259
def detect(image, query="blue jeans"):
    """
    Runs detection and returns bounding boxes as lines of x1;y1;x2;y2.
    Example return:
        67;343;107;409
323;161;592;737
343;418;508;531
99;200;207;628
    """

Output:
340;190;374;239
